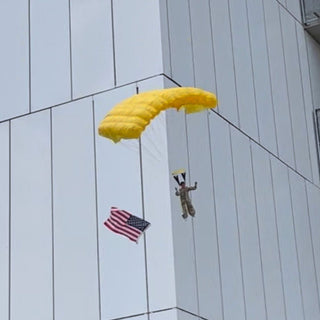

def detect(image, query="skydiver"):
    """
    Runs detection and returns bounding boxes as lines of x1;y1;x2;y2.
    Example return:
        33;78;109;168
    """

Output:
175;181;197;219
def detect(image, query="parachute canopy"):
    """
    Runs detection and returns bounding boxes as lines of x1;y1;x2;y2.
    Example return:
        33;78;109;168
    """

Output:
98;87;217;143
171;168;186;176
172;168;186;185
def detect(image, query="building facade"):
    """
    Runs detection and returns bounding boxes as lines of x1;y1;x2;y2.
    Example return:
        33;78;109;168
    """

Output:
1;1;320;320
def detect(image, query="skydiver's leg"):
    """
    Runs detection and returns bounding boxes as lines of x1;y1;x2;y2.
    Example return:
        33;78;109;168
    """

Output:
181;202;188;219
187;201;195;217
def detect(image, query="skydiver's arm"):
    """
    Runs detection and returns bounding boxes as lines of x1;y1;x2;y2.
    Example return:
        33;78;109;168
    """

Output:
188;182;197;191
175;187;180;196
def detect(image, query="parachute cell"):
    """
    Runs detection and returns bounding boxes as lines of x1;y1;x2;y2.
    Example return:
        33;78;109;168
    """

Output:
98;87;217;143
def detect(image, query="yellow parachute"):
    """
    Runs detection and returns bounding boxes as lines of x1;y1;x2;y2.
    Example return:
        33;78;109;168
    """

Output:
98;87;217;143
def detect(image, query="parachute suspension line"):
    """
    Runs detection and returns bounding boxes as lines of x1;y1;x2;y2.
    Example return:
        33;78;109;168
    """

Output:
184;112;201;316
136;84;162;162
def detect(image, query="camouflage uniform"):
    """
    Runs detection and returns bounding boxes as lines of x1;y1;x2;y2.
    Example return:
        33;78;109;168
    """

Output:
175;184;197;218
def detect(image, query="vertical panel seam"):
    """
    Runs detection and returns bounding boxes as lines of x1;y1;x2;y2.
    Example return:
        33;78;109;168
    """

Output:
245;0;261;143
50;108;55;320
304;181;320;312
229;125;247;320
305;30;320;182
313;110;320;181
226;0;241;128
261;0;280;156
207;0;218;95
249;141;268;320
278;5;297;169
207;112;225;320
110;0;117;86
28;0;31;113
91;98;102;320
136;85;150;320
187;0;196;86
295;22;313;180
287;170;306;320
68;0;73;99
269;157;289;320
305;35;316;108
165;0;173;77
8;120;11;320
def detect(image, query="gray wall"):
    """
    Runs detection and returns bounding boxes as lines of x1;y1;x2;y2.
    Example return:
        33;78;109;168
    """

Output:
161;0;320;185
162;0;320;319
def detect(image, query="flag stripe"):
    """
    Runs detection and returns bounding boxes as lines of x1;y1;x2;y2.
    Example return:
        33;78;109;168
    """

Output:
109;213;127;226
120;210;132;217
111;208;130;219
110;210;142;236
109;212;141;235
105;222;138;242
104;207;149;243
111;211;129;224
107;217;141;237
104;221;137;242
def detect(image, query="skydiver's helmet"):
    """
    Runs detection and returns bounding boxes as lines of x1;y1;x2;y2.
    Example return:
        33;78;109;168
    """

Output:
172;169;186;186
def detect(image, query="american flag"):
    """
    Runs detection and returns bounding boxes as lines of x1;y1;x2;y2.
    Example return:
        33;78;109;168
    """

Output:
104;207;150;243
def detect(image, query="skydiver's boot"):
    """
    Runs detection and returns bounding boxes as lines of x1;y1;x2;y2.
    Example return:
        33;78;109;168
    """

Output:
181;203;188;219
187;202;195;217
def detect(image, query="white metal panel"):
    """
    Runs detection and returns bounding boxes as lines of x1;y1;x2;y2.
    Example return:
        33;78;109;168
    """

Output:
166;98;198;313
289;171;320;319
70;0;114;98
52;99;99;320
296;23;320;185
306;34;320;108
263;0;295;168
230;130;267;320
158;0;171;76
246;0;278;155
138;77;176;311
286;0;302;21
0;1;29;121
30;0;71;111
228;0;259;140
177;309;200;320
94;85;148;319
209;112;245;320
186;110;223;320
113;0;163;85
280;8;312;179
270;158;304;320
209;0;238;123
306;182;320;298
128;316;147;320
189;0;216;92
0;122;9;320
11;111;52;320
166;0;194;86
150;309;177;320
251;143;286;320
